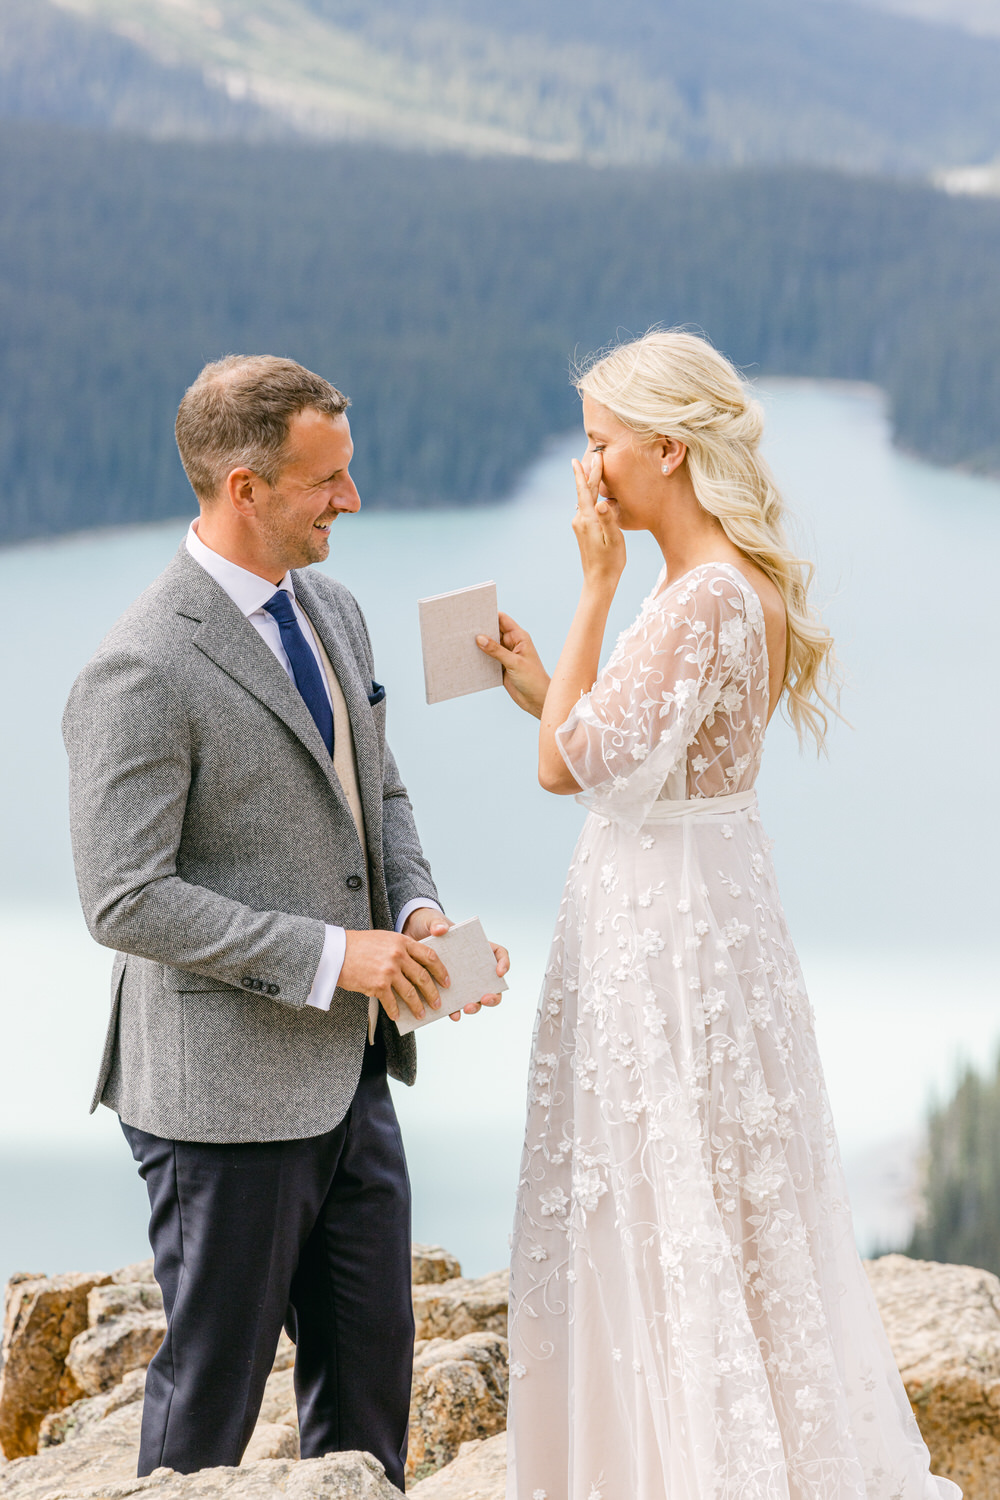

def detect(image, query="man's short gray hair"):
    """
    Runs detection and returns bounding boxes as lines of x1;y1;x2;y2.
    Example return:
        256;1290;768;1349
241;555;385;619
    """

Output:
175;355;350;502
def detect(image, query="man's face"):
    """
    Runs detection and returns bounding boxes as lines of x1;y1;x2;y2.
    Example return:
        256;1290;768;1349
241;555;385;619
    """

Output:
254;409;360;571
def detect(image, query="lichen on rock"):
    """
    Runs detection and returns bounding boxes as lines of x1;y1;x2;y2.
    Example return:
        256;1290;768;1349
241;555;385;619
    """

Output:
405;1331;509;1486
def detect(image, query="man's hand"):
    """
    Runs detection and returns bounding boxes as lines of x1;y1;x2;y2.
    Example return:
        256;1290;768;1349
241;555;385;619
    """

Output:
340;927;450;1024
403;907;511;1023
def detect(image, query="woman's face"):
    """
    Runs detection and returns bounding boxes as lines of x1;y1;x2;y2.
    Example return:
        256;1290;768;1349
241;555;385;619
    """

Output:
580;394;663;532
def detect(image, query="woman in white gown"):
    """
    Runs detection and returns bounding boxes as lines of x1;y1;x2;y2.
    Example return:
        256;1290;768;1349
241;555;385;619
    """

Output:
477;332;959;1500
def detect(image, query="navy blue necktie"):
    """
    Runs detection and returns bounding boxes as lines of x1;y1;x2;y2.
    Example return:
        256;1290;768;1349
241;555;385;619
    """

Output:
263;590;334;756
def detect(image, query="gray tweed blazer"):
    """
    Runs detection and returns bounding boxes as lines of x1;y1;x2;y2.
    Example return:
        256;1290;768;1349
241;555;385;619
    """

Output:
62;544;440;1143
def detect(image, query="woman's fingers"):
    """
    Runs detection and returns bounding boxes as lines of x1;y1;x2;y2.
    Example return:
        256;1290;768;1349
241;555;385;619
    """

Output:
476;633;517;668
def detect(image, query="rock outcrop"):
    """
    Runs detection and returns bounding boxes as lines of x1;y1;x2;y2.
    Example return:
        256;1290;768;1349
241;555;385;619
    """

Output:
0;1270;112;1459
38;1366;147;1449
409;1432;507;1500
0;1447;404;1498
0;1245;510;1497
406;1333;509;1486
412;1270;509;1343
12;1245;1000;1500
411;1245;462;1286
866;1253;1000;1499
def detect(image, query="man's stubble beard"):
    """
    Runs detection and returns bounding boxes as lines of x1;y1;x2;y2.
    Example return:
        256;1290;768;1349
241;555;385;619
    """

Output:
258;493;329;571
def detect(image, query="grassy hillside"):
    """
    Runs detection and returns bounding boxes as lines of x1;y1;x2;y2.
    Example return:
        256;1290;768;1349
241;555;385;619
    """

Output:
0;123;997;546
3;0;996;173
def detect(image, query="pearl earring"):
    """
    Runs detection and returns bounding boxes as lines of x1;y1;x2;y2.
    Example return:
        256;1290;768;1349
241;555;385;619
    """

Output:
661;464;671;475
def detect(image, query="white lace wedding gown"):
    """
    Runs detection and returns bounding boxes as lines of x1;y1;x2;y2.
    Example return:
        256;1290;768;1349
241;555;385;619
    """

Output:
507;563;959;1500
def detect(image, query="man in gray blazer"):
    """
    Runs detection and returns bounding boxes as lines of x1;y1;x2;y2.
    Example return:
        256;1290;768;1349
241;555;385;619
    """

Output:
63;355;507;1486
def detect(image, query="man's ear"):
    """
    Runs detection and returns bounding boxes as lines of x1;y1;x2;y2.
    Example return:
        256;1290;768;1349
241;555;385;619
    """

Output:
225;466;263;517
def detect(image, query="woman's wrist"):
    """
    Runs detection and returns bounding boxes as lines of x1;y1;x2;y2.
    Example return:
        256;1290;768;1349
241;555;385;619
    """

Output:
579;577;618;610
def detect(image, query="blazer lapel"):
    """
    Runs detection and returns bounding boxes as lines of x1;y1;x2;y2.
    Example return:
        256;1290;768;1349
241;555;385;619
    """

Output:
167;550;352;812
293;572;384;845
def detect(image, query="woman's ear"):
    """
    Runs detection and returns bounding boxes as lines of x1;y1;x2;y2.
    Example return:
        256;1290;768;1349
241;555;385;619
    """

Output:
658;437;687;478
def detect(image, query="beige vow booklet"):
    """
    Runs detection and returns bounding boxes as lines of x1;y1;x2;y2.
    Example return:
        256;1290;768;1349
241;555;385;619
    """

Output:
393;918;508;1035
418;581;503;704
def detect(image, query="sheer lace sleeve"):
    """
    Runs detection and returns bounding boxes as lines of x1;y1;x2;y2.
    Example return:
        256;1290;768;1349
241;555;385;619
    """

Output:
555;567;758;832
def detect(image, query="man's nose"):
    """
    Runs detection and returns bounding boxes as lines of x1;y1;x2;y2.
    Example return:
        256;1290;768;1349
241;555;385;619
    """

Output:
336;482;362;513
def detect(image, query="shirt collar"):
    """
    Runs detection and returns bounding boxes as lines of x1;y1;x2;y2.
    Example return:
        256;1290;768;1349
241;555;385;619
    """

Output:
186;521;294;618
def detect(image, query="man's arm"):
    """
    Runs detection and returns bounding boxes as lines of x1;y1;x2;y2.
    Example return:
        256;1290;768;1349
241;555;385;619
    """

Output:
63;646;325;1008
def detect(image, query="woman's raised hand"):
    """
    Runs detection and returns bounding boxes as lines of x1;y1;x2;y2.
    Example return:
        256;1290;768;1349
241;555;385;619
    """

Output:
571;452;626;595
476;611;550;719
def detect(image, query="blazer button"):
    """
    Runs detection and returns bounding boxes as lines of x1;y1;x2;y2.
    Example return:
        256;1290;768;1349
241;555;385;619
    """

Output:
241;978;254;989
346;874;364;891
254;978;265;991
266;984;280;996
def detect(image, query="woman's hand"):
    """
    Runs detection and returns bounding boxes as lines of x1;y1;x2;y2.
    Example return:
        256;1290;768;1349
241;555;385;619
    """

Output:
476;612;550;719
571;452;626;596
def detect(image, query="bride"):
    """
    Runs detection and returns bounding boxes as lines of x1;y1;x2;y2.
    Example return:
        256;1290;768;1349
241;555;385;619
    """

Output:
477;331;959;1499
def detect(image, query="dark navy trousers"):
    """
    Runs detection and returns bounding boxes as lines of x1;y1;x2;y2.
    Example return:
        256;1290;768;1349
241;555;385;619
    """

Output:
121;1034;414;1486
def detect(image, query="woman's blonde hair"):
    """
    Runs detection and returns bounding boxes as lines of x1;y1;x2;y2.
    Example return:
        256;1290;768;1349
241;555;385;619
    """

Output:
575;329;839;750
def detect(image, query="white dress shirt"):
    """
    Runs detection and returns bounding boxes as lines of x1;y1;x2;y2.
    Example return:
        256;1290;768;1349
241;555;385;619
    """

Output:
185;522;440;1010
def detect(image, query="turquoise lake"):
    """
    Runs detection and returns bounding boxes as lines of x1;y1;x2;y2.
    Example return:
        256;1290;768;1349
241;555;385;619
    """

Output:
2;379;998;1281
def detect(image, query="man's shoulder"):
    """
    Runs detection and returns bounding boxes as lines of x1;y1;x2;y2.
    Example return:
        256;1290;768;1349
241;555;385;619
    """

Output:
77;545;211;677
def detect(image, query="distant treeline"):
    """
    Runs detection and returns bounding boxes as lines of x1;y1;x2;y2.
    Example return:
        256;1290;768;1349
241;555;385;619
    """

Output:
906;1057;1000;1277
0;122;998;545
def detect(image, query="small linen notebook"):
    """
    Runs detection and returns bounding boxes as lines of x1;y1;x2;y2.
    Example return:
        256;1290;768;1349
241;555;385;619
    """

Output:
418;581;503;704
393;918;508;1035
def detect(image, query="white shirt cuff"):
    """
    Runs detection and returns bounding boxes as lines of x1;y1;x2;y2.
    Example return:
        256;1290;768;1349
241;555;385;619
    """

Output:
305;924;346;1011
395;898;444;934
305;903;443;1017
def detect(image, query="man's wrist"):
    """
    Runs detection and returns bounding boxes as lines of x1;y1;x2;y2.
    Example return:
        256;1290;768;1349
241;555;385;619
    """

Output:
395;897;443;935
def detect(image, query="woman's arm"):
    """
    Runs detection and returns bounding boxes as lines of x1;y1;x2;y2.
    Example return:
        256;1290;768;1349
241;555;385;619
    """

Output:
538;453;626;793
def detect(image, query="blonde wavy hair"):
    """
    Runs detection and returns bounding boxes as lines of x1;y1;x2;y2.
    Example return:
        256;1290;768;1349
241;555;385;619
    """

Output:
575;329;838;750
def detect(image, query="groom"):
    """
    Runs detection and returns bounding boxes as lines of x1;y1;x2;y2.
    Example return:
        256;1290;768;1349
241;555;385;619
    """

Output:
62;355;507;1486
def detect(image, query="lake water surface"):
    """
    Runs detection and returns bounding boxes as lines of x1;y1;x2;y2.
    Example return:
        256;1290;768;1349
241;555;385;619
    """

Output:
2;380;998;1281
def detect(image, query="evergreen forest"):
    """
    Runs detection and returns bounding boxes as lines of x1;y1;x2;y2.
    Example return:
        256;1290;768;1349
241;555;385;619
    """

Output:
907;1059;1000;1277
1;121;998;546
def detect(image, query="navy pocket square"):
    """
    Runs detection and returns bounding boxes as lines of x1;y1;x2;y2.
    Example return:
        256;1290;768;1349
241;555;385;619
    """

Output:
368;681;386;706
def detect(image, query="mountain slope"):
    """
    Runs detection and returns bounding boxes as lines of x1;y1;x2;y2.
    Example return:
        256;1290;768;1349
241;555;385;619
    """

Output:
2;0;996;172
0;0;289;140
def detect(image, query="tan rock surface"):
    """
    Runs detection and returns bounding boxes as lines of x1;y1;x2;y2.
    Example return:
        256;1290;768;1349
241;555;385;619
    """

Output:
405;1332;508;1486
866;1253;1000;1498
89;1283;164;1323
38;1368;146;1449
272;1330;295;1371
0;1270;112;1459
412;1271;508;1343
257;1367;297;1428
0;1447;403;1498
113;1260;157;1286
409;1433;507;1500
0;1397;143;1495
241;1423;300;1463
65;1309;167;1397
411;1245;462;1286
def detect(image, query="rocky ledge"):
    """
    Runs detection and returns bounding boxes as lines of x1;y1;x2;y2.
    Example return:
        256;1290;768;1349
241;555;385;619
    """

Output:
3;1250;1000;1498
